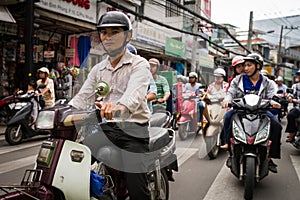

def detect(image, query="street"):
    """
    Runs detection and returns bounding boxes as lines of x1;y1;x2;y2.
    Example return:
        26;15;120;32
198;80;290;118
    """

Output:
0;118;300;200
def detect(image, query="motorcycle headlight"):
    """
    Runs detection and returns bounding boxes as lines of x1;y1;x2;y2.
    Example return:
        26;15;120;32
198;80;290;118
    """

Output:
254;124;270;144
36;111;55;129
232;121;247;144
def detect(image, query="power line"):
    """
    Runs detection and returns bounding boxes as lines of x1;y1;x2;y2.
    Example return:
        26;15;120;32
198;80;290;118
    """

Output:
100;0;246;56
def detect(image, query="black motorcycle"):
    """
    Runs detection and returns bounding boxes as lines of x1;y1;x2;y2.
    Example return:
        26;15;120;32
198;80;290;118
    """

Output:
4;92;49;145
227;94;276;200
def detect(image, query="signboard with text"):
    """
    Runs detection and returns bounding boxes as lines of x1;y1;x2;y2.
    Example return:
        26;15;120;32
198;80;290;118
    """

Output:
36;0;97;23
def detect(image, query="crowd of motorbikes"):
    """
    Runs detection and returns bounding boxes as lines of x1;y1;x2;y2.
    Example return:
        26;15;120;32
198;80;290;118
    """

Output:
1;77;300;200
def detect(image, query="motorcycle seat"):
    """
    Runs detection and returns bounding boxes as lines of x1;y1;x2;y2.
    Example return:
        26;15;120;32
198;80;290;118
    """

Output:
148;127;170;151
150;112;168;127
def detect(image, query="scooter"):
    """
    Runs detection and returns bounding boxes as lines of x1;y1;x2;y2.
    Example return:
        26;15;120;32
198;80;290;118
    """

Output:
177;90;204;140
0;95;17;125
4;92;49;145
227;94;275;200
0;82;178;200
202;91;227;159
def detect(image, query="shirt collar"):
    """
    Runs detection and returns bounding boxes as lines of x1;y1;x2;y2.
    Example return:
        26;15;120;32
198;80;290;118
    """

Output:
104;50;134;71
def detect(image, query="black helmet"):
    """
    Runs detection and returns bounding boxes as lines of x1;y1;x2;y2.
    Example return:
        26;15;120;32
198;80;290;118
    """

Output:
97;11;132;31
244;53;264;69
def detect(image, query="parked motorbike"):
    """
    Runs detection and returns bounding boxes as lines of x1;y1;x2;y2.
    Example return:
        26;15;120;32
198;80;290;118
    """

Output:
177;90;204;140
0;81;178;200
202;91;227;159
4;91;50;145
227;94;275;200
0;95;17;125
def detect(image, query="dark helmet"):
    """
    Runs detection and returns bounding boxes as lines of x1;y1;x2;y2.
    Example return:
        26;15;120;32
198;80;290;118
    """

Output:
97;11;132;31
244;53;264;69
126;44;137;55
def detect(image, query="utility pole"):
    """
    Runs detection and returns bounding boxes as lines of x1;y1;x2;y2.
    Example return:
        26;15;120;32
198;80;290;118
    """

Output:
191;0;200;72
277;25;283;68
247;11;253;51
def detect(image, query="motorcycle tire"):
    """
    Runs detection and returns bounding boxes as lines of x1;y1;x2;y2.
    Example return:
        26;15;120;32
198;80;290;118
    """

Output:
5;125;23;145
178;122;189;140
244;157;255;200
149;170;169;200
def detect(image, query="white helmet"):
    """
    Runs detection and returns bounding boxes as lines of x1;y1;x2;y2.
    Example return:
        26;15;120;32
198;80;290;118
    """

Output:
276;76;283;82
38;67;49;74
189;72;198;79
213;68;226;77
232;55;245;67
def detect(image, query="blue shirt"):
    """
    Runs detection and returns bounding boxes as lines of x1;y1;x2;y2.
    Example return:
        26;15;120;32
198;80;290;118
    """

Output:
243;74;263;95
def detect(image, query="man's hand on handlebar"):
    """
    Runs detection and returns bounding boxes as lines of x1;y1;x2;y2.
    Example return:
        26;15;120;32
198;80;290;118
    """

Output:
95;102;128;120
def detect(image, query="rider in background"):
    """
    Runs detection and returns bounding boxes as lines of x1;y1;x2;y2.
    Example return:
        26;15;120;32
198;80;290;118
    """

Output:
222;53;282;173
286;70;300;142
185;72;205;126
203;68;228;123
149;58;170;111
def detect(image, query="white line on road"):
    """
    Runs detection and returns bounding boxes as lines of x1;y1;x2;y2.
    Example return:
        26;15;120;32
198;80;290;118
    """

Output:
203;164;243;200
0;141;42;155
290;155;300;182
0;155;36;175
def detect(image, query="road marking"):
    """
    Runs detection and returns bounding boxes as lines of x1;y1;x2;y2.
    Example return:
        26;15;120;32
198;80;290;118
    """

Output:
0;141;42;155
175;147;198;167
0;155;36;175
203;164;243;200
290;155;300;182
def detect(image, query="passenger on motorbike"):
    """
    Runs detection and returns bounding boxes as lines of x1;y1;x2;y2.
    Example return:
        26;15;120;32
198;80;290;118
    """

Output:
222;53;282;173
185;72;205;125
286;70;300;142
37;67;55;108
69;11;151;199
275;76;288;114
228;55;245;84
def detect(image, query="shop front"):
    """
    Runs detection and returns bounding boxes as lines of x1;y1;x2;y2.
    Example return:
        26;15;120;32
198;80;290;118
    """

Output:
0;0;97;96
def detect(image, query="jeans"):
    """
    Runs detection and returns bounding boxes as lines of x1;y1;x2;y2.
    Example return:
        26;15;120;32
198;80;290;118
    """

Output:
197;101;205;122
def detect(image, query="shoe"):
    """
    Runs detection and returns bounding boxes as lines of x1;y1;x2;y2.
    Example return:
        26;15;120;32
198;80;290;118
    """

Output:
226;157;232;168
268;159;278;173
220;144;229;149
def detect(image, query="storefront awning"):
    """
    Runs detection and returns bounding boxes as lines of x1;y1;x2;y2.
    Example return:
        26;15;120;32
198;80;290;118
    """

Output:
0;6;15;23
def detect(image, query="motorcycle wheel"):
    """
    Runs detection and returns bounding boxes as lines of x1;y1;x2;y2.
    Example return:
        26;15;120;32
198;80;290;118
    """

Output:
149;170;169;200
178;122;189;140
244;157;255;200
205;135;219;160
5;125;23;145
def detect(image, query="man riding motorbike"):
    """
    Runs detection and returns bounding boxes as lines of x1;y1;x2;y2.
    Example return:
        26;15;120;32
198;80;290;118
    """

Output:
184;72;205;125
286;70;300;142
222;53;282;173
69;11;151;199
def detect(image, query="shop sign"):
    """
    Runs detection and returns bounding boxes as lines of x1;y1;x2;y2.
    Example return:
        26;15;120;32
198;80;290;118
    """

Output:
284;67;293;81
36;0;97;23
199;51;214;68
65;48;75;57
44;51;55;58
165;37;186;59
136;22;165;48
